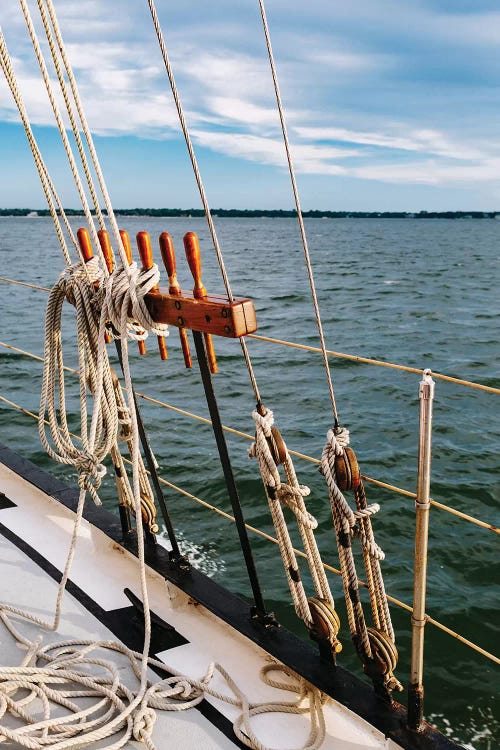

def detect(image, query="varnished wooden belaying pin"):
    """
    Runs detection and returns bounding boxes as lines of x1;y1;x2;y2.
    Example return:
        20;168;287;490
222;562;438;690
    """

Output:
97;229;114;343
76;227;94;267
136;231;168;361
183;231;218;374
119;229;146;355
97;229;114;273
159;232;192;368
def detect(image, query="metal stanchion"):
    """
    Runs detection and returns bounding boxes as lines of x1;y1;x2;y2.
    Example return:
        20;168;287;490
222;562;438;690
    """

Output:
408;369;435;730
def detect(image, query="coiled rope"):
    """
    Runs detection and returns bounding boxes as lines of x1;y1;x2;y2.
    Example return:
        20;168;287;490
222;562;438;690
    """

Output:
1;4;330;744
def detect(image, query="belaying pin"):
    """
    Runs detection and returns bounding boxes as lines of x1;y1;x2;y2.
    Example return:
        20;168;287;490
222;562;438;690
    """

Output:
96;229;115;343
183;231;217;374
136;231;168;360
119;229;146;355
159;232;192;368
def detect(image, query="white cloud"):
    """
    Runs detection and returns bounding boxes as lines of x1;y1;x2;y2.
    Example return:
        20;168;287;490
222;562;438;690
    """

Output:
191;130;351;174
294;126;488;162
352;159;500;186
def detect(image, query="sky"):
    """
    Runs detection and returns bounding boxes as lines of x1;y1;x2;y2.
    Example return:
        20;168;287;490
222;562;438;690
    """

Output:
1;0;500;211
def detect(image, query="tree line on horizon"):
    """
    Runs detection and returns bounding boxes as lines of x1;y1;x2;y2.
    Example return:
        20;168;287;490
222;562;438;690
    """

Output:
0;208;498;219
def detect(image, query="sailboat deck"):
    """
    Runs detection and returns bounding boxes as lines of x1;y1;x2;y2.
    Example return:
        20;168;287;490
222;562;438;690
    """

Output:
0;455;400;750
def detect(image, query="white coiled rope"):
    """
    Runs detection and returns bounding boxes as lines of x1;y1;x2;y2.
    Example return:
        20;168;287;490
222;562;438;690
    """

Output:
102;263;169;343
1;3;329;742
38;258;115;505
1;260;328;749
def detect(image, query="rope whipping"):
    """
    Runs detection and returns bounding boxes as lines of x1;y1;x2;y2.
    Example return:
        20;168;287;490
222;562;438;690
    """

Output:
147;0;342;651
0;8;330;748
257;0;401;693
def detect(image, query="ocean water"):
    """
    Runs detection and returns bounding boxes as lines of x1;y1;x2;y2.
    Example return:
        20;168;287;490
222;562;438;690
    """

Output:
0;216;498;749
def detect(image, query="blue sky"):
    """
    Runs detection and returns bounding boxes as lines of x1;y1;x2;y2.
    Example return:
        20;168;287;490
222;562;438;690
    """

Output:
1;0;500;210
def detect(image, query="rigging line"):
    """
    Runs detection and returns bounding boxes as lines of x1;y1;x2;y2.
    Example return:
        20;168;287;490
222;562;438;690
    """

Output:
0;278;51;293
0;31;75;263
1;393;499;666
146;0;261;403
40;0;129;269
249;334;500;395
35;0;106;236
257;0;338;426
18;0;104;273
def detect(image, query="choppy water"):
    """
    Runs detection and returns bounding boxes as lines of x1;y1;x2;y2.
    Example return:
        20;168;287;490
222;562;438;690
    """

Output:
0;216;498;749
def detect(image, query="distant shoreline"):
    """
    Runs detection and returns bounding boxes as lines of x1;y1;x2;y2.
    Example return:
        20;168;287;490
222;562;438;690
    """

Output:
1;208;499;219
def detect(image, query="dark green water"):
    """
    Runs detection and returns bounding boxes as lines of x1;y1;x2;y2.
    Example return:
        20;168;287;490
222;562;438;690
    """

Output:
0;216;498;748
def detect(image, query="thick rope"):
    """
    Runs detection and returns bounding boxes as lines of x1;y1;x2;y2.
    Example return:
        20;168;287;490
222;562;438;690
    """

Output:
1;4;336;743
257;0;399;684
146;1;341;655
0;613;326;750
322;428;401;691
38;259;116;505
18;0;105;272
2;247;326;750
250;409;340;652
34;0;107;234
36;0;130;269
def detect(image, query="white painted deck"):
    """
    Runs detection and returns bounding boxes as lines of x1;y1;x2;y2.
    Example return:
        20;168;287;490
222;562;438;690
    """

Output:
0;460;402;750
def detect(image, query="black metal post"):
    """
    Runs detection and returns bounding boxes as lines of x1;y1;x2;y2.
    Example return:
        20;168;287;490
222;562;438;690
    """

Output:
118;503;132;538
192;331;270;620
114;340;187;567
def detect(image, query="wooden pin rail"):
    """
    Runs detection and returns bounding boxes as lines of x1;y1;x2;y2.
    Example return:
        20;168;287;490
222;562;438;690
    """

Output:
76;227;258;341
143;290;257;339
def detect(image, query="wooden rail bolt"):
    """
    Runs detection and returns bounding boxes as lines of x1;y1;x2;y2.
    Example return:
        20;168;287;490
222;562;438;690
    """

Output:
136;231;168;360
119;229;146;355
159;232;192;368
183;231;218;374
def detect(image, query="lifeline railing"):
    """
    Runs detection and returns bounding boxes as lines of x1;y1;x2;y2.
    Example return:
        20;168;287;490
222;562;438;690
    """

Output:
0;275;498;731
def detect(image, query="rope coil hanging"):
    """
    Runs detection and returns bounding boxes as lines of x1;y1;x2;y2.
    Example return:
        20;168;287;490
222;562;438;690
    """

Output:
321;428;402;695
39;259;116;504
250;408;341;654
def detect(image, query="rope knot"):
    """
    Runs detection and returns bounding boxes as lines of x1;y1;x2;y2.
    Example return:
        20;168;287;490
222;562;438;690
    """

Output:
133;706;156;743
326;426;350;455
103;264;168;343
276;484;318;529
252;408;274;436
117;404;132;440
60;258;103;307
176;679;195;699
76;452;106;503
